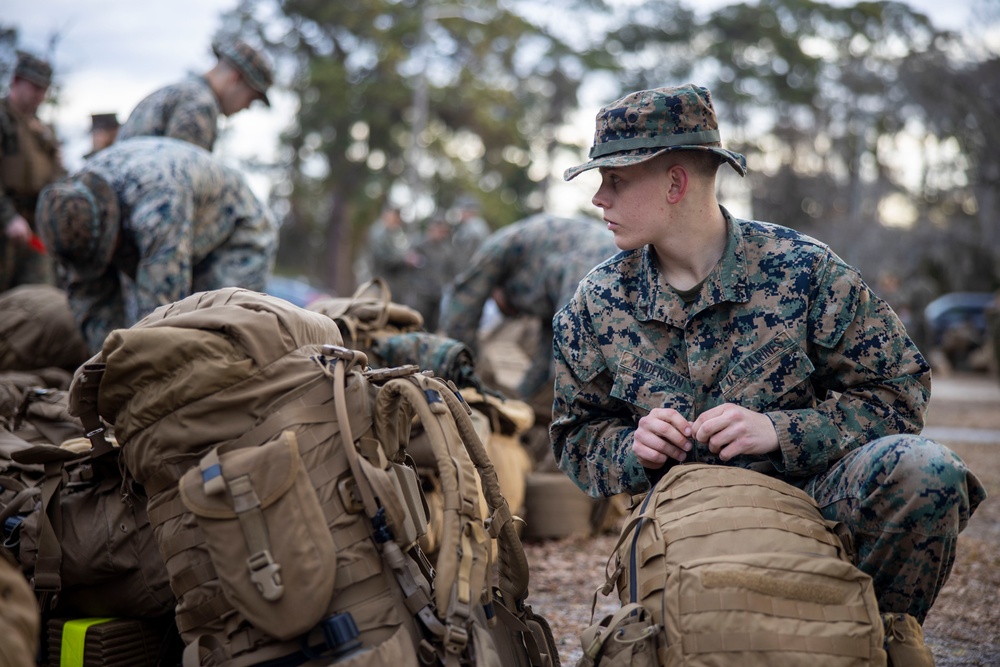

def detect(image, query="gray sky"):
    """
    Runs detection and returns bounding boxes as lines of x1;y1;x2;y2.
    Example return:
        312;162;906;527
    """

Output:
4;0;984;214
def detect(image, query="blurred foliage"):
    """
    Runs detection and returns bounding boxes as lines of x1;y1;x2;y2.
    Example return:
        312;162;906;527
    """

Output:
219;0;1000;300
222;0;613;293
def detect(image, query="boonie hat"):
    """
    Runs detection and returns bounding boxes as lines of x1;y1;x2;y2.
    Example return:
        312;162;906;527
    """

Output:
36;173;121;280
564;83;746;181
212;38;274;106
14;50;53;88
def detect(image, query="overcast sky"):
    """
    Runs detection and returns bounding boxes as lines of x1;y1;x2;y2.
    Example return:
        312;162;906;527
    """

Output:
4;0;987;215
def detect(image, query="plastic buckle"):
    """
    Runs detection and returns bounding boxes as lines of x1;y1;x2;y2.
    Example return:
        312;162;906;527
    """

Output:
441;623;469;654
247;550;284;601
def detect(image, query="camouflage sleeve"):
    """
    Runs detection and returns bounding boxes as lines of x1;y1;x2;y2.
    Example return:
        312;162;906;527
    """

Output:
440;238;507;352
66;272;127;355
195;203;277;292
518;319;554;399
131;194;196;317
163;99;218;152
550;293;651;498
766;253;930;477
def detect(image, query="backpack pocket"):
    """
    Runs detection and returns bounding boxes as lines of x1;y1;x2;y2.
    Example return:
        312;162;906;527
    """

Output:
179;431;337;640
660;551;886;666
578;603;662;667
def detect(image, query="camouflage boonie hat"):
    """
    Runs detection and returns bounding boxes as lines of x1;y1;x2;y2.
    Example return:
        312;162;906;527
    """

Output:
564;83;747;180
212;38;273;106
36;173;121;280
14;50;53;88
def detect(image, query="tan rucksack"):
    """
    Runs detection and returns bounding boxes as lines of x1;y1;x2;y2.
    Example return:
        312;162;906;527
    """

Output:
581;463;886;667
0;384;173;620
0;285;90;373
307;278;425;360
70;287;558;667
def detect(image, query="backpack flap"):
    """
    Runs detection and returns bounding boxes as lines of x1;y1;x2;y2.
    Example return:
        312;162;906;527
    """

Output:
179;431;338;640
661;551;885;666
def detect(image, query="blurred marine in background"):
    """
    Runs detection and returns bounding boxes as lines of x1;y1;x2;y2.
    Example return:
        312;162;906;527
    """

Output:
440;213;619;402
0;50;65;292
36;137;277;354
116;38;273;152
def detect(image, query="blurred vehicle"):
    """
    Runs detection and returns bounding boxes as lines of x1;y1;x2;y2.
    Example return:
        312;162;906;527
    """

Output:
264;275;332;308
924;292;994;371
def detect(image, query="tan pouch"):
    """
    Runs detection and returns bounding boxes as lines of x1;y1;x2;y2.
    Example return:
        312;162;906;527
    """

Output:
578;603;661;667
330;624;421;667
179;431;337;640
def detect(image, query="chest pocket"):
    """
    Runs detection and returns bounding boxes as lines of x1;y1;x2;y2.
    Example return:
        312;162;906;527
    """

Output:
611;351;695;418
719;330;816;412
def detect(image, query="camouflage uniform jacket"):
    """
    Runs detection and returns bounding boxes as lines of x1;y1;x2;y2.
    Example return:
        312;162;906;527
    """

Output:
65;137;277;352
441;214;619;397
116;76;221;151
551;209;930;498
0;97;64;226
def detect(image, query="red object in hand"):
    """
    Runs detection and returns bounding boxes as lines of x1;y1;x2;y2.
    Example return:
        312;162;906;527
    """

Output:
28;233;47;254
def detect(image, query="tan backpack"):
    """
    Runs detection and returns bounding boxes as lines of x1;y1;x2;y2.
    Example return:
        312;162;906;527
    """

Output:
71;288;558;667
582;463;886;667
0;285;89;373
307;278;425;360
0;384;173;620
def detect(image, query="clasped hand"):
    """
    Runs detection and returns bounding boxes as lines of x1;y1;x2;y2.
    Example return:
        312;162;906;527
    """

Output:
632;404;779;468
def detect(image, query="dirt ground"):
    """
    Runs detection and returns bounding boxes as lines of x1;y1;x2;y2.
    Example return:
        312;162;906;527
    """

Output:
517;371;1000;666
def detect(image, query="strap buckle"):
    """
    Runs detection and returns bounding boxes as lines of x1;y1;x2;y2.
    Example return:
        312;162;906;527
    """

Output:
247;550;284;601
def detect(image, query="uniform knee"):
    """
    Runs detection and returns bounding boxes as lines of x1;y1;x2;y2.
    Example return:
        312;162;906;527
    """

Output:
873;434;979;532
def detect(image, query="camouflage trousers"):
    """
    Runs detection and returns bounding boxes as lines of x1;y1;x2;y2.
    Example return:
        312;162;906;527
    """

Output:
803;434;986;623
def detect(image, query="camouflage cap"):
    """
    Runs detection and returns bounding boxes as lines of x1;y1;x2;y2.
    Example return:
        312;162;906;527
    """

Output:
212;38;273;106
14;50;53;88
36;173;121;280
564;83;747;181
90;113;120;132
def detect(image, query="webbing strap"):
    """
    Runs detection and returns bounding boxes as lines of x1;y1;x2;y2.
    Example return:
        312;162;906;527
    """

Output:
431;377;530;610
658;469;813;506
661;516;844;551
147;494;188;528
170;560;219;598
681;631;872;658
175;593;232;634
332;359;379;517
680;590;872;623
74;364;115;457
653;491;826;527
59;617;114;667
32;461;65;602
228;474;283;602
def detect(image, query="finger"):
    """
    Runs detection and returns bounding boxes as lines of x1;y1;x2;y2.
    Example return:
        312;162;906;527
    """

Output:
648;408;693;435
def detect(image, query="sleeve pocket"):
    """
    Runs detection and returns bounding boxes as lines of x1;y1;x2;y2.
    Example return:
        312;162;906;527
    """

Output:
719;331;816;412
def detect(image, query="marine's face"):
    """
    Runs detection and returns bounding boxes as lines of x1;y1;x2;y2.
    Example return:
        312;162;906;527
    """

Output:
8;78;48;116
219;78;260;116
592;157;670;251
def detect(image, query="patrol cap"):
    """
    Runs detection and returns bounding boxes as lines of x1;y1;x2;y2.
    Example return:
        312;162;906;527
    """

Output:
14;50;53;88
90;113;119;132
212;38;273;106
564;83;747;181
36;173;121;280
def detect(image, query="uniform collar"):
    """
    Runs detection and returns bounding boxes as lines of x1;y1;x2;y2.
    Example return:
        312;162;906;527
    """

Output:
636;206;751;327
